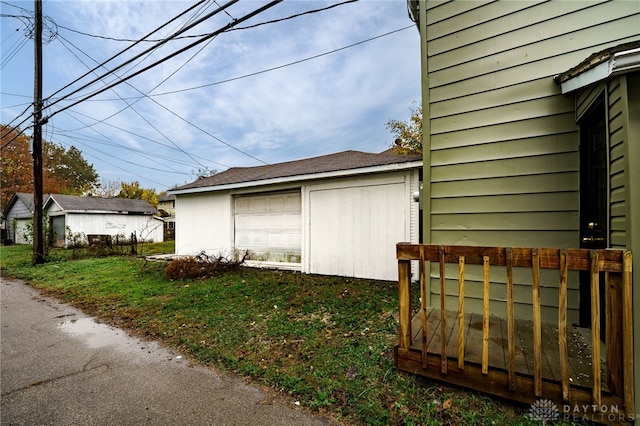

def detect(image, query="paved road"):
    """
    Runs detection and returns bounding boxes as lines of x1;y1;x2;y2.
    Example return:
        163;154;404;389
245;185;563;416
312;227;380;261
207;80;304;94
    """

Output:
1;278;332;426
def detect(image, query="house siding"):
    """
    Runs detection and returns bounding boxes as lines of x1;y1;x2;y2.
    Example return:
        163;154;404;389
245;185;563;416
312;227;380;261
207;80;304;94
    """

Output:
175;192;233;256
625;71;640;417
608;76;628;248
423;1;640;322
63;213;163;243
5;200;32;243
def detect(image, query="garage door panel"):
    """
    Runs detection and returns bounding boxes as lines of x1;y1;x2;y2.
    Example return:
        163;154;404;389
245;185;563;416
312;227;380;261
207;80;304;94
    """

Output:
309;183;406;281
234;191;301;263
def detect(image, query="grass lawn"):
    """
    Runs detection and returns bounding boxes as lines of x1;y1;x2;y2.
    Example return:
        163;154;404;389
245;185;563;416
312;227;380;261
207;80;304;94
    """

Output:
0;243;577;425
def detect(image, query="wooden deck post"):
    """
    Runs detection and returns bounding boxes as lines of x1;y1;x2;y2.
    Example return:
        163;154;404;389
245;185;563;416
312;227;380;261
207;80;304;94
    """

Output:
398;258;412;350
558;250;570;402
420;245;428;368
590;251;602;407
439;246;448;374
532;248;542;397
622;251;634;419
506;247;515;391
606;269;623;395
457;256;465;371
482;255;490;375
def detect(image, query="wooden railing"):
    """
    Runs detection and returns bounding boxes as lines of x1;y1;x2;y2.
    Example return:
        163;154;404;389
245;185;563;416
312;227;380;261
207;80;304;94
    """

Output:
396;244;634;420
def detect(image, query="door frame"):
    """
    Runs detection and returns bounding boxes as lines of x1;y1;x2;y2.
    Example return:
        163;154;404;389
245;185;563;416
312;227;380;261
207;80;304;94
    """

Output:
577;91;610;328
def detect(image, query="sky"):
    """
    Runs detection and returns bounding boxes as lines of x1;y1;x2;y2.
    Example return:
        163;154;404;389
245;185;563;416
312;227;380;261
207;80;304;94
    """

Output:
1;0;421;193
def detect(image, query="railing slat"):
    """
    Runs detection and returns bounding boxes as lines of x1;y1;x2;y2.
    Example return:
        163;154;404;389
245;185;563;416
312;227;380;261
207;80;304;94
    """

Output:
506;247;515;391
532;248;542;397
558;250;569;402
590;251;602;407
482;255;490;375
457;256;465;371
439;246;448;374
622;251;634;419
420;245;428;368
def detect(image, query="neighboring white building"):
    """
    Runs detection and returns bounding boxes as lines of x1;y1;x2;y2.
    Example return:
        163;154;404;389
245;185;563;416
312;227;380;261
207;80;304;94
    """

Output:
170;150;422;282
44;194;163;246
2;193;49;244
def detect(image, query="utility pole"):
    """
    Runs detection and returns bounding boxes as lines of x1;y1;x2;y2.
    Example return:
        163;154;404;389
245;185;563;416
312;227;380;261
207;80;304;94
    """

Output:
32;0;45;264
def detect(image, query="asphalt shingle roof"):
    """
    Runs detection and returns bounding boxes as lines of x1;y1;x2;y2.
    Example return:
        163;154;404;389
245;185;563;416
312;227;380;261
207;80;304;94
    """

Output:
173;149;422;191
48;194;157;214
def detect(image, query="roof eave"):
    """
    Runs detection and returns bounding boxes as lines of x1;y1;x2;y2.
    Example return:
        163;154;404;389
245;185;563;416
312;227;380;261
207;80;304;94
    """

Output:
559;47;640;94
169;160;423;196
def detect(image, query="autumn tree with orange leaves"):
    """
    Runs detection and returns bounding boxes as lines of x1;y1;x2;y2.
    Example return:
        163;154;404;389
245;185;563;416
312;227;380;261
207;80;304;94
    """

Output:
1;125;98;210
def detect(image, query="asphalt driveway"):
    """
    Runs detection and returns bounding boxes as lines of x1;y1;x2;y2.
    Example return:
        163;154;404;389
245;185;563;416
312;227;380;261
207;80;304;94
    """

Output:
1;278;332;426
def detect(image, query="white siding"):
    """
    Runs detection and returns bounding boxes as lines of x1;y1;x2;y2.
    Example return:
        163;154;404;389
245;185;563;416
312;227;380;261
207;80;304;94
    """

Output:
64;214;163;243
5;200;32;243
175;192;232;255
306;173;416;281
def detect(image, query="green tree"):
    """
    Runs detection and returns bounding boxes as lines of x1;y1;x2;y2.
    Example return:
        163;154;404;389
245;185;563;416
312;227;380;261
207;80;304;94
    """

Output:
45;144;99;195
386;101;422;155
118;181;158;207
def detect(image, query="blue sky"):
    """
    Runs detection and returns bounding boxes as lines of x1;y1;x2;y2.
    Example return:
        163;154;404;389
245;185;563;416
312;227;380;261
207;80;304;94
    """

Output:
1;0;420;192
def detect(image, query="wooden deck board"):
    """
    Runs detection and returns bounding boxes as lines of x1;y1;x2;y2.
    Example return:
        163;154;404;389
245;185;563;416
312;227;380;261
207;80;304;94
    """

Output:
407;307;606;388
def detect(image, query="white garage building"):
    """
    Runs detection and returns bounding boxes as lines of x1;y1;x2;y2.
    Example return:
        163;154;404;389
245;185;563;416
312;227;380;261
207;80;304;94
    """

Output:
170;150;422;281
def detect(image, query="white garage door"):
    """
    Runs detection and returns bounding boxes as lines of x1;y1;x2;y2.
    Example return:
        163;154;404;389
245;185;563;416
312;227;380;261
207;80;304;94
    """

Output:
309;182;407;281
234;191;301;263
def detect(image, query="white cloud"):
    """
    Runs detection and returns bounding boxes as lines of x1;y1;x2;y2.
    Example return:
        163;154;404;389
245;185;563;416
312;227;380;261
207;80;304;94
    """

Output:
1;0;420;190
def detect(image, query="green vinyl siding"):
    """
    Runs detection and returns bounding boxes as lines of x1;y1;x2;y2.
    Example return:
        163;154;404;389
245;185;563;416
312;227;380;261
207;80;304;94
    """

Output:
422;0;640;323
576;82;606;120
608;77;628;249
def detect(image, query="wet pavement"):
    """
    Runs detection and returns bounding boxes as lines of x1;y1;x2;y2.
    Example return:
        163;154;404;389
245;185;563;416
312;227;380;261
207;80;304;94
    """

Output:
1;278;333;425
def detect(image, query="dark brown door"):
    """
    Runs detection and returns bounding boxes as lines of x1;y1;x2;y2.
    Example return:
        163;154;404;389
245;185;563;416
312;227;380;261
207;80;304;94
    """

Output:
578;98;608;328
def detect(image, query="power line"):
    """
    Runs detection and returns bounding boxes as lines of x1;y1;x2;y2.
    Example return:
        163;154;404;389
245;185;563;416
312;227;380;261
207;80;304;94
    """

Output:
52;0;358;43
43;0;236;111
43;0;209;102
54;112;197;174
59;27;269;166
146;25;415;98
60;108;228;168
54;33;213;170
41;0;283;131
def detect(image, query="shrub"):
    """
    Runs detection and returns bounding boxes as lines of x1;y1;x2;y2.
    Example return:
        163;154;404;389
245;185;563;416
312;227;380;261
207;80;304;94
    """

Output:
164;250;250;280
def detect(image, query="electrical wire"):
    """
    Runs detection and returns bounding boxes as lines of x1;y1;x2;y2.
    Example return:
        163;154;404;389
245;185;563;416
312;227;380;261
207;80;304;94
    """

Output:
61;108;228;168
147;25;415;98
54;33;213;170
40;0;284;168
0;31;29;69
43;0;237;111
52;0;358;42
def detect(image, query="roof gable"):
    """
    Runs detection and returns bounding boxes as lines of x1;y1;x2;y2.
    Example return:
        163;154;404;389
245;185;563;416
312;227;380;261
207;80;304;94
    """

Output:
3;193;50;217
172;150;422;192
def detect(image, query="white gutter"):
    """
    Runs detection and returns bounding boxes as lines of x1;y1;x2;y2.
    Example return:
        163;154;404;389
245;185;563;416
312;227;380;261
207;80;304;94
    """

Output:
169;160;423;195
560;47;640;94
